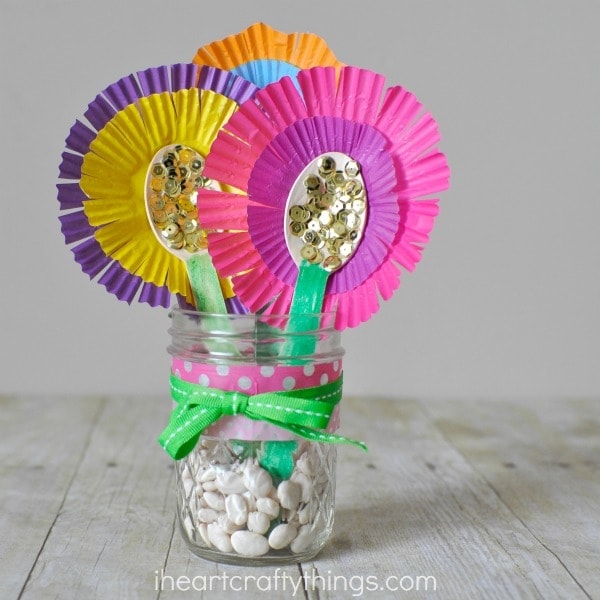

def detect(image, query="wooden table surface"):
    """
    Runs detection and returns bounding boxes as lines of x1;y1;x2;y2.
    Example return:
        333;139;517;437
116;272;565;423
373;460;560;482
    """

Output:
1;395;598;599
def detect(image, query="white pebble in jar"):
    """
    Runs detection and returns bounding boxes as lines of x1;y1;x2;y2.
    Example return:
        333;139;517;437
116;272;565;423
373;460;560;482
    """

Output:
197;508;219;524
225;494;248;526
243;465;273;497
217;513;244;535
202;479;218;492
199;467;216;483
291;472;313;503
207;523;233;553
204;491;226;511
243;490;257;511
268;523;298;550
230;531;270;557
247;511;270;535
296;451;319;476
216;471;246;495
256;497;280;520
298;501;317;525
278;480;302;511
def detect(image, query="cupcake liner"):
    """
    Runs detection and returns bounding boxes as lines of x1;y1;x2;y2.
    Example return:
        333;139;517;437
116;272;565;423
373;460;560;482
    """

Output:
193;22;343;88
199;65;450;329
57;64;257;309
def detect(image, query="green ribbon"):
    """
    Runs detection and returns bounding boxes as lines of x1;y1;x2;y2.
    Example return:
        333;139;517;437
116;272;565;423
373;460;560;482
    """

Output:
158;373;366;460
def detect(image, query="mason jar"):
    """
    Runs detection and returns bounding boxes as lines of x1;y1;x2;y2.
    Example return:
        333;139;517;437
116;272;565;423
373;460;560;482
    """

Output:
164;309;344;565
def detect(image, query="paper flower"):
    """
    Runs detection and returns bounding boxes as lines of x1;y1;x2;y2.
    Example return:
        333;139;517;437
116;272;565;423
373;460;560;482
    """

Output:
193;22;343;89
57;64;257;307
198;66;450;330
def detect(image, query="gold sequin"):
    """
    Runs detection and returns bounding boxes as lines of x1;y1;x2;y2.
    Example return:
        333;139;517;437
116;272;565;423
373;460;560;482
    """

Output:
344;160;360;178
303;231;318;244
289;206;310;222
149;195;165;210
331;199;345;215
162;223;179;240
318;156;336;177
150;177;163;192
301;244;318;261
351;199;366;214
304;175;321;191
318;211;333;226
290;222;306;237
319;227;332;240
152;210;168;224
323;255;342;272
190;158;204;172
178;197;195;213
183;219;198;234
345;179;363;197
332;221;347;236
332;171;346;186
339;210;360;230
165;202;178;216
339;242;354;257
152;164;166;178
316;194;334;210
308;219;321;232
179;149;193;163
163;178;180;197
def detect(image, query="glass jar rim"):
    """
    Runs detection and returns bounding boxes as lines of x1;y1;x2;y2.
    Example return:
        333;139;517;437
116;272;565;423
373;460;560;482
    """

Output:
168;308;343;363
169;308;337;320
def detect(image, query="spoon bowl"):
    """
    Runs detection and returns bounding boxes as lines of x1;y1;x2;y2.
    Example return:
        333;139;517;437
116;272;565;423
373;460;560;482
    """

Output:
145;143;227;312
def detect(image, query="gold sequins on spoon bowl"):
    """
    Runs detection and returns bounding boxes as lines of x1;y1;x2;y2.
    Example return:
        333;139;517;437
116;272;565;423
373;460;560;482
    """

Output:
145;144;227;313
285;153;367;275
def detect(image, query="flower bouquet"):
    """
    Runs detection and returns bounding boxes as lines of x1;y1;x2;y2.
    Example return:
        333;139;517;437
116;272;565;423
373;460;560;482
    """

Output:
57;23;449;564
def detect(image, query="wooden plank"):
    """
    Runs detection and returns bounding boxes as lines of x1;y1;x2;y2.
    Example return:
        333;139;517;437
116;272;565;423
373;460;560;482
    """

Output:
425;397;599;599
303;397;590;599
19;395;176;599
0;395;104;599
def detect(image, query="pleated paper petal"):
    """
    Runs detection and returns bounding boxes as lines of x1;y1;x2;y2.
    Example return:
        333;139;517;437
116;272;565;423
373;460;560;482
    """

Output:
193;22;343;88
199;66;450;329
57;64;258;307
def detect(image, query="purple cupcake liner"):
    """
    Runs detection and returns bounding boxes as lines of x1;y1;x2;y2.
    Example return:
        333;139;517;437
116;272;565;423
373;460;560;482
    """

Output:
247;116;398;294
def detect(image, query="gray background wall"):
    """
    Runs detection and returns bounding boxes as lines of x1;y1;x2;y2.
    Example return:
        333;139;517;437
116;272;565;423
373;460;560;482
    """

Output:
1;0;599;400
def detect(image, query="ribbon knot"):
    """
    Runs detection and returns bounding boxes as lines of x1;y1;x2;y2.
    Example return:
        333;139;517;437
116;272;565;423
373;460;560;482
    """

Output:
225;392;248;416
158;372;366;459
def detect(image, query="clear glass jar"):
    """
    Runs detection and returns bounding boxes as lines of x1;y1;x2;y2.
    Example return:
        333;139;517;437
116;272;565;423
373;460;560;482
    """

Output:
168;309;344;565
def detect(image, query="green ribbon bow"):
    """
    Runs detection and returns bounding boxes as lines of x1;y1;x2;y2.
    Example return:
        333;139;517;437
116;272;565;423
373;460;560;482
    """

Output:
158;372;367;459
